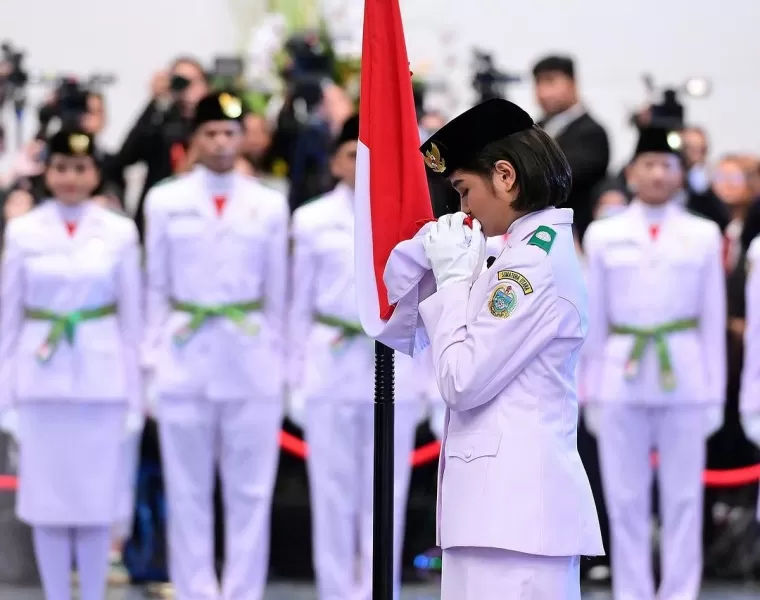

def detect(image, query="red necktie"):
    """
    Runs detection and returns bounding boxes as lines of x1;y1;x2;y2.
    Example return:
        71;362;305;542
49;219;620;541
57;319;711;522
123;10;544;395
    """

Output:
649;225;659;240
213;195;227;217
65;221;77;237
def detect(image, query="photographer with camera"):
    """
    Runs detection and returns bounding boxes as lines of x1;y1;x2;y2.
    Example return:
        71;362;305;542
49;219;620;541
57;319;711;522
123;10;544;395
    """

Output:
114;57;209;240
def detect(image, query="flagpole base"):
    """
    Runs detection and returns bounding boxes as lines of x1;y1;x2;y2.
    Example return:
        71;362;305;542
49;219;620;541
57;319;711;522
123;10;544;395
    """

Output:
373;341;395;600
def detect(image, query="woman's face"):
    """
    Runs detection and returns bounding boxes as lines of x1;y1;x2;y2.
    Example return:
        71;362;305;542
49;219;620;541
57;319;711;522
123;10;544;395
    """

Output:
44;154;100;204
712;160;751;207
448;161;519;237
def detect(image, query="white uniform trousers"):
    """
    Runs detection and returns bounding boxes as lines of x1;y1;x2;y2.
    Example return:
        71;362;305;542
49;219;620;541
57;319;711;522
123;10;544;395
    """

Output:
598;405;706;600
158;397;283;600
441;547;580;600
305;400;420;600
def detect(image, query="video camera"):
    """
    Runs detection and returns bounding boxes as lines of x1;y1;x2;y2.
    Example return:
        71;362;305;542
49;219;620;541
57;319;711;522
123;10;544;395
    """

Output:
634;74;711;130
471;50;521;103
281;31;334;120
37;74;115;137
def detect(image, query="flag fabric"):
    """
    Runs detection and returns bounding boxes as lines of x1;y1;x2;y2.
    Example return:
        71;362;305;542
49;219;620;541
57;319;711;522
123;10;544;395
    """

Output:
354;0;434;346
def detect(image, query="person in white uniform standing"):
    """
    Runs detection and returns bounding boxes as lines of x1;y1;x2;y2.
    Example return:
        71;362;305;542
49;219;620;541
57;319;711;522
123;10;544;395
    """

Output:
143;91;289;600
289;114;422;600
417;98;603;599
583;127;726;600
0;128;143;600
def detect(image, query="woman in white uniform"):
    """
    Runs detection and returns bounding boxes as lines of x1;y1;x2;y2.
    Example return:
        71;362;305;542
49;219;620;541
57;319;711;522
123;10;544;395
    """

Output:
0;128;143;600
417;99;602;599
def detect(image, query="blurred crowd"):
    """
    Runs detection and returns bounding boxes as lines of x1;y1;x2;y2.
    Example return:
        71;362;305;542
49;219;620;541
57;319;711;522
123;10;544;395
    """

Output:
1;26;760;597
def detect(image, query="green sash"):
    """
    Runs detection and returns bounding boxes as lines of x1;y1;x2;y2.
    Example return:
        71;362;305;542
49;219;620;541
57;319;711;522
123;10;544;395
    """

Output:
170;299;262;345
610;318;699;391
25;304;118;363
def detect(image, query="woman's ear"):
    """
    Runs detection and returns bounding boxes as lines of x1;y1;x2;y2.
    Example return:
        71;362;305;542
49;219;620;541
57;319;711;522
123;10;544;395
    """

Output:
493;159;517;191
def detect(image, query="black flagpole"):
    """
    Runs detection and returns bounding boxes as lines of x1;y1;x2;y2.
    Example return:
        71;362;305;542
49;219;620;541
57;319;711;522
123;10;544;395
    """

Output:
373;340;395;599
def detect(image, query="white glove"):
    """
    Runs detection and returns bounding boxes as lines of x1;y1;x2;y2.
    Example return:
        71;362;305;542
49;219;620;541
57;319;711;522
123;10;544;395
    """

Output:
288;388;307;430
741;412;760;448
704;406;724;438
430;404;446;440
125;411;145;439
0;409;20;443
423;212;486;290
583;406;602;437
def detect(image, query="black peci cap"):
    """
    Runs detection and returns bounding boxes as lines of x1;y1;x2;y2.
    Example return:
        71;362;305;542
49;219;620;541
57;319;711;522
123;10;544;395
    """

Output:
634;127;683;158
47;128;95;158
192;91;245;131
419;98;534;178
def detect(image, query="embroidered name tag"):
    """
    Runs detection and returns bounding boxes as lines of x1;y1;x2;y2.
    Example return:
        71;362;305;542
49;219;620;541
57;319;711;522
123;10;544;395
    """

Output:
497;270;533;294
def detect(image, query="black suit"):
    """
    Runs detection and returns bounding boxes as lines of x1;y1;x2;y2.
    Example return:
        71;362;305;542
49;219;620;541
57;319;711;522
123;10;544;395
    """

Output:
539;112;610;240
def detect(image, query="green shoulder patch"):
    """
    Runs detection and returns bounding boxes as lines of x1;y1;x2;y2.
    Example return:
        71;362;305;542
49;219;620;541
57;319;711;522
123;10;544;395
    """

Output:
497;270;533;294
527;225;556;254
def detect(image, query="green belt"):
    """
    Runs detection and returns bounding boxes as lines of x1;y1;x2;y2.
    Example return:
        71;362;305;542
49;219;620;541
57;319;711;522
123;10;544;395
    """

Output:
24;304;117;363
171;299;262;346
315;313;364;351
610;318;699;391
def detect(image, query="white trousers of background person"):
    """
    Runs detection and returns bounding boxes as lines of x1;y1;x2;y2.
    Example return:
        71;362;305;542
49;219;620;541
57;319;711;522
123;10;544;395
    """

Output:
305;401;420;600
440;547;581;600
158;397;283;600
598;405;706;600
33;526;112;600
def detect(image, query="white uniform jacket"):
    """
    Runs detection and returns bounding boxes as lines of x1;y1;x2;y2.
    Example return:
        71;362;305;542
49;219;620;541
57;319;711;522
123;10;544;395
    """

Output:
289;184;418;403
143;167;289;401
582;200;726;406
0;201;142;409
419;207;603;557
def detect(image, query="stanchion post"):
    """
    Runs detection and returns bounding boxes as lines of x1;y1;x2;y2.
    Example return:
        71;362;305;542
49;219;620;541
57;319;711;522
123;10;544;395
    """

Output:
373;341;395;600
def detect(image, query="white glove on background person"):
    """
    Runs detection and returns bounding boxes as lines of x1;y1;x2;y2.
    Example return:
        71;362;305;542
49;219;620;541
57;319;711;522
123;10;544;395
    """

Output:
583;406;602;437
125;411;145;439
430;403;446;440
741;413;760;448
288;387;307;430
0;409;20;443
423;212;486;290
704;406;724;438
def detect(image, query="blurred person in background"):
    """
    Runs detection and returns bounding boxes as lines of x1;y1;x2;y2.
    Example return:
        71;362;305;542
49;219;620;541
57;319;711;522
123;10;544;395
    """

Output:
739;158;760;252
288;115;421;600
0;128;143;600
583;126;726;600
532;54;610;241
242;113;273;174
115;57;209;240
681;126;710;194
143;91;288;600
702;155;760;562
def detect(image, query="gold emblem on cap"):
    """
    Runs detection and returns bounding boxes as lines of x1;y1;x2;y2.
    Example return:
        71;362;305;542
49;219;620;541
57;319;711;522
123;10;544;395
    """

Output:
218;93;243;119
667;131;682;151
424;142;446;173
69;134;90;155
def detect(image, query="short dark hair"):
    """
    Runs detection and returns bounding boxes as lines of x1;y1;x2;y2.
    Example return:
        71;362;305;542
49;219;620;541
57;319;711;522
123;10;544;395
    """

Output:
170;56;209;83
532;55;575;80
456;125;572;212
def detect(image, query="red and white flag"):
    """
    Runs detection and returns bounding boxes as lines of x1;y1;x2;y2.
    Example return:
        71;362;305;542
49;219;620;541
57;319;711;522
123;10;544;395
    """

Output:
354;0;434;346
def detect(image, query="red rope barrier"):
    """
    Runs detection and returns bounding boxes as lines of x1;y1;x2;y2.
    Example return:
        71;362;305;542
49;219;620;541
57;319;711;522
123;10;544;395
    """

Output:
2;433;758;492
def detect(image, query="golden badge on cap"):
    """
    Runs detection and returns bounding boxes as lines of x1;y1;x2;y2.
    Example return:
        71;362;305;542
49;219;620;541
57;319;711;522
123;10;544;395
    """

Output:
667;131;682;151
218;93;243;119
69;134;90;155
424;143;446;174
